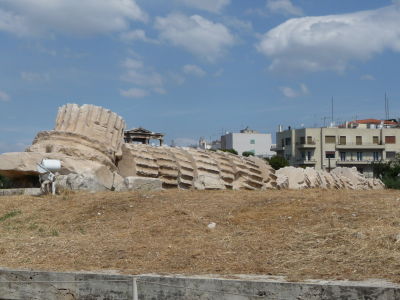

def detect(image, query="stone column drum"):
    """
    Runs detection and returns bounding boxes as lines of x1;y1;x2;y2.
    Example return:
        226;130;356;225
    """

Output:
27;104;126;169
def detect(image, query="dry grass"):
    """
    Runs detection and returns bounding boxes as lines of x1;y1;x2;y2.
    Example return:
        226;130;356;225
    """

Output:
0;189;400;282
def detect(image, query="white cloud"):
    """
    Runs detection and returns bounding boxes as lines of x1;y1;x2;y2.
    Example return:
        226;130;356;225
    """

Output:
176;0;230;13
257;4;400;73
182;64;206;77
222;16;253;33
0;90;10;102
155;13;236;62
154;87;167;94
120;29;158;43
122;58;144;69
21;71;50;82
121;58;164;87
266;0;303;16
0;0;147;37
120;88;148;99
120;57;166;97
280;83;309;98
169;72;186;85
360;74;375;81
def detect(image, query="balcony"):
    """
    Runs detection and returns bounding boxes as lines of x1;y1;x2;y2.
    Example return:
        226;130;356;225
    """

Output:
297;141;317;149
336;159;380;165
296;158;317;164
335;142;385;150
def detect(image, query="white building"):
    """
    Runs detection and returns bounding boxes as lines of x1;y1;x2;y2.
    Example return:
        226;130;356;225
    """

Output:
221;127;275;157
198;138;221;150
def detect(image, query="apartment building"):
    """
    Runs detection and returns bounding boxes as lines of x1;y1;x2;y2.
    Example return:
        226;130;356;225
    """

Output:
221;127;275;157
272;119;400;177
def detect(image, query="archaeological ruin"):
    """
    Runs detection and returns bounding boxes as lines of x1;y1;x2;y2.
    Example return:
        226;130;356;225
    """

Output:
0;104;384;193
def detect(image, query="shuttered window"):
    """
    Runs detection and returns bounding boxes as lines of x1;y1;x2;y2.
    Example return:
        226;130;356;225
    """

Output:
325;136;335;144
339;136;346;145
356;136;362;145
373;136;379;144
385;136;396;144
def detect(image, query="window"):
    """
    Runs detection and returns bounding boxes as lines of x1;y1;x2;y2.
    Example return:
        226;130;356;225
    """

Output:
325;136;335;144
357;152;363;161
300;136;305;144
307;136;313;144
339;136;346;145
281;139;284;147
307;151;312;161
285;137;291;145
373;136;379;144
250;139;255;144
356;136;362;145
340;152;346;161
387;151;396;159
325;151;335;159
373;152;380;161
301;151;305;159
385;136;396;144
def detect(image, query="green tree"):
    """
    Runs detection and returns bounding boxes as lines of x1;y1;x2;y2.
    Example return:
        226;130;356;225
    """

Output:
265;155;289;170
242;151;255;157
0;175;11;189
372;154;400;189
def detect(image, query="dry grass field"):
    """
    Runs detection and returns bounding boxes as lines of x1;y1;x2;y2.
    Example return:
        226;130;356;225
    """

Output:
0;189;400;282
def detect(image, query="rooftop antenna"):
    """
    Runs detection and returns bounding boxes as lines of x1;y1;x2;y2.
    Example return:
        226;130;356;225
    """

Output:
331;96;334;126
385;92;390;120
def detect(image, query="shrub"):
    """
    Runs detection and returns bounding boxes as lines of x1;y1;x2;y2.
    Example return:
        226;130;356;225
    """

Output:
265;156;289;170
372;154;400;189
221;149;238;155
242;151;255;157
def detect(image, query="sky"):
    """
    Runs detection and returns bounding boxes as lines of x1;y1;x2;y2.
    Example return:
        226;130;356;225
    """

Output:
1;0;400;152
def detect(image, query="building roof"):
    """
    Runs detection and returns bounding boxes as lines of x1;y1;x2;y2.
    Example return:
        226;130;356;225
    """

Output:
125;127;163;136
338;119;399;128
350;119;398;125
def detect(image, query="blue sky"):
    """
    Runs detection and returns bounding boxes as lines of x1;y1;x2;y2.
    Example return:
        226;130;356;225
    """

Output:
1;0;400;152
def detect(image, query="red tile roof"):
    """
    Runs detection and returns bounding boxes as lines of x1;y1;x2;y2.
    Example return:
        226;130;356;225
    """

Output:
350;119;398;125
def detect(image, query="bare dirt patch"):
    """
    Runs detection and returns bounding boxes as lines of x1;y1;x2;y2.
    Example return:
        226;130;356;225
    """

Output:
0;189;400;282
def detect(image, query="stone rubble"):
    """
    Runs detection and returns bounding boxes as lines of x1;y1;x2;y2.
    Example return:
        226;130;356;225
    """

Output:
276;166;385;190
0;103;385;192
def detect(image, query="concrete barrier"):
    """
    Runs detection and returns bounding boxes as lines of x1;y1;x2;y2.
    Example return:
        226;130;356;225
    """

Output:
137;274;400;300
0;268;400;299
0;268;133;299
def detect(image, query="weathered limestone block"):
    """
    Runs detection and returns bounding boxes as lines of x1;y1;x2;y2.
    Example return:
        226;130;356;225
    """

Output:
207;151;235;189
275;166;385;190
27;104;125;167
166;147;196;189
117;176;163;191
0;152;121;191
117;145;275;190
276;167;308;189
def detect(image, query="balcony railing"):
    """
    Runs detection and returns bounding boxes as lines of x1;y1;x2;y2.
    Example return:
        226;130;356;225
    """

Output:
336;159;381;164
336;142;385;149
296;158;317;163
